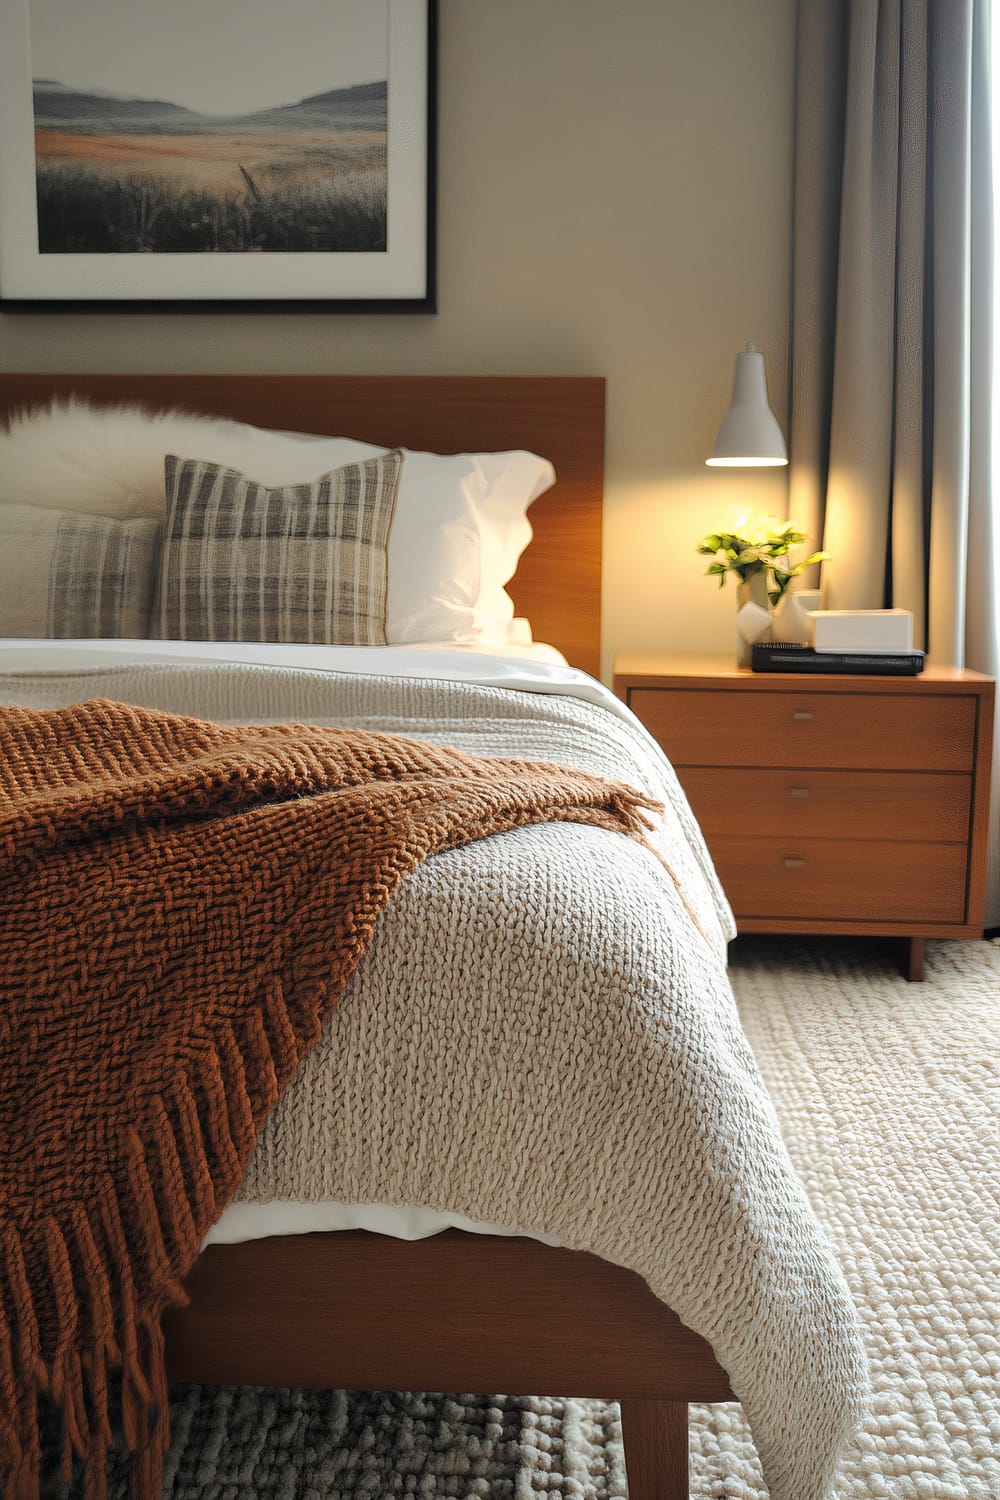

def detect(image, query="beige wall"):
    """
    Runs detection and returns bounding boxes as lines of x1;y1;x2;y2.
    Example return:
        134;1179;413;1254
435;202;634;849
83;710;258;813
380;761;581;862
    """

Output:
0;0;797;681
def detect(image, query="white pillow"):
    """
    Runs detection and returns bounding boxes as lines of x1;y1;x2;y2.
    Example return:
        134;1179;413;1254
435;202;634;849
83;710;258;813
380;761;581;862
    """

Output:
0;400;555;644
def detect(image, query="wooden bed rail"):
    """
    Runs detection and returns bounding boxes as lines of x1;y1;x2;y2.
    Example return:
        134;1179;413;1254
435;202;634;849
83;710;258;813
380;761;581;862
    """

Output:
164;1231;733;1500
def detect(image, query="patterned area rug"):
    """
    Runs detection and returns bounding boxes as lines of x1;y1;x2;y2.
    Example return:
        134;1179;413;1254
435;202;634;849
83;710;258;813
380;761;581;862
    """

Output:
46;937;1000;1498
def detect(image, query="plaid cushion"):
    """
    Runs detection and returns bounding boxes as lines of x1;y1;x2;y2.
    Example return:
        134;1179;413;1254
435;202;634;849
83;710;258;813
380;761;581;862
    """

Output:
0;505;161;637
157;452;403;645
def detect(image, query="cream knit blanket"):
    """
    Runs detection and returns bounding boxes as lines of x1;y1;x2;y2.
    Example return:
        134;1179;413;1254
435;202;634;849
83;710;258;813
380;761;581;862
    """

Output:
0;659;868;1500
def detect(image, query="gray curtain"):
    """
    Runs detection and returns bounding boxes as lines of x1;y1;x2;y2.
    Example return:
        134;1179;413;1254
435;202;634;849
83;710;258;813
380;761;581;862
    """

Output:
790;0;999;927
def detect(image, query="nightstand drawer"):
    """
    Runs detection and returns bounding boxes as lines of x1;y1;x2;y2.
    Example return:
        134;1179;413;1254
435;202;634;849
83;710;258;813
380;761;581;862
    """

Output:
629;689;977;771
681;768;971;842
710;835;968;924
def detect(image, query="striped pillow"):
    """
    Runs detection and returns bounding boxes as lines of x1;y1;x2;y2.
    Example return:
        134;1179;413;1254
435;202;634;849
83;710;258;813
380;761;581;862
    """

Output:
157;451;403;645
0;504;161;637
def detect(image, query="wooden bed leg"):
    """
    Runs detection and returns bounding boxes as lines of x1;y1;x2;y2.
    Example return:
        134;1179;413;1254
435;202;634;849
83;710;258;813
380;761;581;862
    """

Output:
618;1398;689;1500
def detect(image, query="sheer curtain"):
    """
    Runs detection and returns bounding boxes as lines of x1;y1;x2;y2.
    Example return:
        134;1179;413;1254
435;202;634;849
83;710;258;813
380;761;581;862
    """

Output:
790;0;999;927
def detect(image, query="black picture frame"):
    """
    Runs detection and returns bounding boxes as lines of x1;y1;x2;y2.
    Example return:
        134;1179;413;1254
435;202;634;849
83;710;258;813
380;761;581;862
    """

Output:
0;0;437;313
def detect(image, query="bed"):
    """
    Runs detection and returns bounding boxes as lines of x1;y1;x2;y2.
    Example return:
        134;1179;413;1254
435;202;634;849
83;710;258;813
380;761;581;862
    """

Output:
0;373;865;1500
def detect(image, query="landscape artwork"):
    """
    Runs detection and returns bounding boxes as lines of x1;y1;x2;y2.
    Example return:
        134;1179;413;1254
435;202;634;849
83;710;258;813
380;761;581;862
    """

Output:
0;0;434;306
31;0;387;254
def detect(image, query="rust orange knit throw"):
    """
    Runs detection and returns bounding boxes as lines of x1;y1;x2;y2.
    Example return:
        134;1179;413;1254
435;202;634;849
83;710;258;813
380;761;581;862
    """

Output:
0;697;658;1500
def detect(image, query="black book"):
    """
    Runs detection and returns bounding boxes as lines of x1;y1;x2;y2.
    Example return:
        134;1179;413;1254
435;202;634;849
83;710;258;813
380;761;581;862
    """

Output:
751;642;926;675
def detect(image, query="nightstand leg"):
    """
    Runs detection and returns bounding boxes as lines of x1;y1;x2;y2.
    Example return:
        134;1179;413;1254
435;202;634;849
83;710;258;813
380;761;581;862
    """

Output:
905;937;925;982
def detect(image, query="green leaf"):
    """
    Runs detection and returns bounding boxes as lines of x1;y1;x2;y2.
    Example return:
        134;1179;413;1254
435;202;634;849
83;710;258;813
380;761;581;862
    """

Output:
698;517;830;590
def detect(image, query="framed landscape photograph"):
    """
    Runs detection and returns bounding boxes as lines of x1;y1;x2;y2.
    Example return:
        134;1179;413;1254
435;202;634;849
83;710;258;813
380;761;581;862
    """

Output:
0;0;436;310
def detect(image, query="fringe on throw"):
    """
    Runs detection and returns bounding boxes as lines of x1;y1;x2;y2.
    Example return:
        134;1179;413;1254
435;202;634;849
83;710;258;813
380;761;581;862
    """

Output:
0;974;308;1500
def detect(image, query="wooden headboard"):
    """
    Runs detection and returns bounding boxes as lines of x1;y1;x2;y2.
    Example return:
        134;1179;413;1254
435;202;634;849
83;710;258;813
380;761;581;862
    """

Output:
0;374;604;677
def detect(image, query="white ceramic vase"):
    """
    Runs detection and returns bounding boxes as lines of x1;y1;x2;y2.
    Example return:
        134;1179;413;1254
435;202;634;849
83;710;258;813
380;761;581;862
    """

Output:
771;587;823;645
735;573;772;667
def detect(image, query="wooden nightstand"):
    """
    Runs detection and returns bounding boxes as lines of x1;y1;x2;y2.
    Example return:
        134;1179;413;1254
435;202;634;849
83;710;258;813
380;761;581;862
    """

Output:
613;652;995;979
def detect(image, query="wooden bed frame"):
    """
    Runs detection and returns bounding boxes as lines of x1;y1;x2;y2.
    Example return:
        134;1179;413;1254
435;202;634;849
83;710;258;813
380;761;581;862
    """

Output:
0;373;733;1498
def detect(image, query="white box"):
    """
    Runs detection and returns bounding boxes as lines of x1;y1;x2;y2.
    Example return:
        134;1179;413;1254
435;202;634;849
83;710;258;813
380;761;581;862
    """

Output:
806;608;914;654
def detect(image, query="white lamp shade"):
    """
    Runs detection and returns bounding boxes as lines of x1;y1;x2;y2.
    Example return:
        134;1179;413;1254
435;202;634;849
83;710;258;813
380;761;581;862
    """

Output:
706;344;788;467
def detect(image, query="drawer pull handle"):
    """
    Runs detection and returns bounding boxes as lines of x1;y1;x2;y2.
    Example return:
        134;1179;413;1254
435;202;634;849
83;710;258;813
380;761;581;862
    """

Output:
792;710;815;721
789;787;810;799
783;857;806;869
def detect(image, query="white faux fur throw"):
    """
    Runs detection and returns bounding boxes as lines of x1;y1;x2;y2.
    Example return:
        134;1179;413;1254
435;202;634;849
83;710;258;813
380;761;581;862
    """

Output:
0;399;263;519
0;657;869;1500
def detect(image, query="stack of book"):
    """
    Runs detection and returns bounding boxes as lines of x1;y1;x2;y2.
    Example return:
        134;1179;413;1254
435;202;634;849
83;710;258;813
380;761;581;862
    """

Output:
751;642;926;675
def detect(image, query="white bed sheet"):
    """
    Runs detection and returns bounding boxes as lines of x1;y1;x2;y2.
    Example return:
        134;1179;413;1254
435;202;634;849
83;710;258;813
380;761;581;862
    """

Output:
1;636;719;1251
206;1201;563;1246
0;634;568;670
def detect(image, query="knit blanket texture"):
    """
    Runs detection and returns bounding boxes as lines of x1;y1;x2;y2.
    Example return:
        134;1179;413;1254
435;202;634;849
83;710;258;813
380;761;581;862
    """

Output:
0;660;869;1500
0;696;658;1500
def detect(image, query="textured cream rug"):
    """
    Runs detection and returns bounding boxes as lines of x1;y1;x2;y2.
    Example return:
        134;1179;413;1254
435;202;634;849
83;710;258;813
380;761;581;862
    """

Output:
691;934;1000;1500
